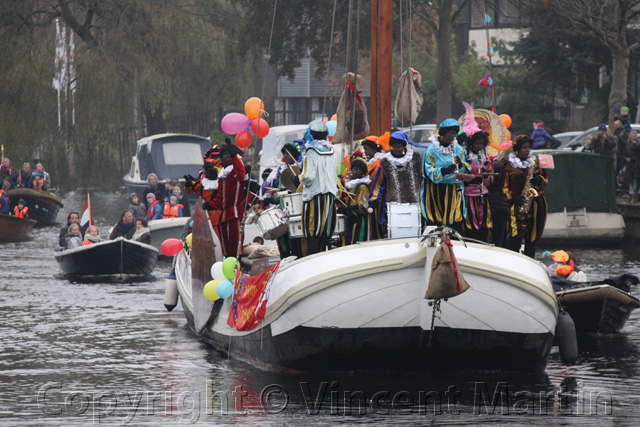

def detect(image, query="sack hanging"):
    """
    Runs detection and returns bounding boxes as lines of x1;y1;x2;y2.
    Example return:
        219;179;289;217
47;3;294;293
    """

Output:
424;235;470;300
333;72;370;143
394;67;423;127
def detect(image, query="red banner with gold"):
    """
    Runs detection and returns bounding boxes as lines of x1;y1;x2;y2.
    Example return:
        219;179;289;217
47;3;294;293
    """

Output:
227;263;279;331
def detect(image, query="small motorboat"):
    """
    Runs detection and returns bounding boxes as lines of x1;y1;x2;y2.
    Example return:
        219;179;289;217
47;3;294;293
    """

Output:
554;275;640;334
148;217;190;257
0;215;37;243
55;237;158;281
7;188;63;227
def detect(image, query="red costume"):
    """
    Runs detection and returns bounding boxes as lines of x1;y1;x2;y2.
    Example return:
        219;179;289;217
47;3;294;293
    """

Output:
206;154;246;257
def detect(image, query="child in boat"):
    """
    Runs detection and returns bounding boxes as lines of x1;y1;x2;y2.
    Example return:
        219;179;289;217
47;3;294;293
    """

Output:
128;193;146;218
171;184;190;217
146;193;163;220
65;223;83;249
548;250;588;282
343;156;371;245
13;199;29;218
163;194;184;219
82;225;102;245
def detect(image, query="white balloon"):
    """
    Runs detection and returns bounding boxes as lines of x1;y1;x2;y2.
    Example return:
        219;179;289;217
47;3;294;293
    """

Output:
210;262;226;280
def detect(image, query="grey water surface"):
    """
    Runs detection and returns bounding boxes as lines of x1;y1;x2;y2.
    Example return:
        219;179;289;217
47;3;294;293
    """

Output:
1;190;640;426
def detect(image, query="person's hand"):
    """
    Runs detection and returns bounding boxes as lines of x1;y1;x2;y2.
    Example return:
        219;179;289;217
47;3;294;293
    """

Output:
184;174;195;187
530;176;543;186
202;200;214;211
453;155;462;166
442;164;457;175
470;176;483;185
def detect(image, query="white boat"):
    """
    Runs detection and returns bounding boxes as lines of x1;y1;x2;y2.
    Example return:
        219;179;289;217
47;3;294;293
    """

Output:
174;204;559;373
148;217;190;255
123;133;211;196
539;150;625;242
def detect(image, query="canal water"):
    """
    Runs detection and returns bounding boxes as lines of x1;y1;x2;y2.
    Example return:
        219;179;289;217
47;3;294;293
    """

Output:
2;190;640;426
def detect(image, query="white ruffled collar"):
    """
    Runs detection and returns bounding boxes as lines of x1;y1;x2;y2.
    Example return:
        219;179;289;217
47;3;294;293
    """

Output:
217;165;234;180
429;134;459;154
369;151;385;162
508;152;533;169
201;176;218;190
345;176;371;190
467;148;488;164
383;146;414;167
307;139;333;151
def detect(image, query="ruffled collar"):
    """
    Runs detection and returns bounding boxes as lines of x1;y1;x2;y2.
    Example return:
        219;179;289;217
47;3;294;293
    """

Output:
307;139;333;151
508;152;533;169
383;146;415;167
345;176;371;190
201;176;218;190
429;134;459;154
217;165;234;180
466;148;488;164
368;151;385;163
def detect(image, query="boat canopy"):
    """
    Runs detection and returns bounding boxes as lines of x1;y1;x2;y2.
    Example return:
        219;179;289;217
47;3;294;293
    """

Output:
137;134;211;180
542;151;617;213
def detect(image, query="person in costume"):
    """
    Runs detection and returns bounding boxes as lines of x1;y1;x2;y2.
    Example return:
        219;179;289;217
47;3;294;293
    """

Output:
463;131;493;242
547;250;587;282
361;134;389;240
300;120;338;255
185;159;220;237
421;118;470;233
500;135;548;258
261;141;304;259
379;131;422;204
343;156;370;245
203;143;246;257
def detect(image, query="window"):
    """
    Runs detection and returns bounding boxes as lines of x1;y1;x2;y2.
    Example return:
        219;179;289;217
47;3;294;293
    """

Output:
162;143;203;165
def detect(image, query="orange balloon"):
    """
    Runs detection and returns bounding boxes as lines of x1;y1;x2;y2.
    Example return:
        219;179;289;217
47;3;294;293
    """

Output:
235;130;252;148
331;114;337;121
499;114;512;128
244;97;264;119
506;130;511;141
250;118;269;138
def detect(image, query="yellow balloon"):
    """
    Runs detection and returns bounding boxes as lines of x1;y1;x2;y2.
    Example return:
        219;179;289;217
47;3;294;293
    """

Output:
185;233;193;248
203;280;222;301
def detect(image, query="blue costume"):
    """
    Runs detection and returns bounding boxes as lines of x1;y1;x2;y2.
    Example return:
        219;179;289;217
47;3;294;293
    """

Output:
420;126;470;229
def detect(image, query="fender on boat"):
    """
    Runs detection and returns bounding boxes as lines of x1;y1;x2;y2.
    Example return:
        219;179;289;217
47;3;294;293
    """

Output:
164;272;178;312
556;310;578;365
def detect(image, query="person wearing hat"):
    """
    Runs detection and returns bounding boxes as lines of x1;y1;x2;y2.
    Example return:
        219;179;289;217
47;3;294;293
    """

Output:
615;106;632;131
530;121;553;150
203;142;247;257
185;160;221;239
13;199;29;219
591;124;617;157
548;250;587;282
145;193;163;220
379;131;422;205
343;156;371;245
462;131;493;242
421;118;470;233
500;135;547;258
362;134;390;239
299;120;338;255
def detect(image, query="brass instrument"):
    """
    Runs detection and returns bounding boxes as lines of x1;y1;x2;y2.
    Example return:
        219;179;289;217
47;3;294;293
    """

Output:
519;156;539;215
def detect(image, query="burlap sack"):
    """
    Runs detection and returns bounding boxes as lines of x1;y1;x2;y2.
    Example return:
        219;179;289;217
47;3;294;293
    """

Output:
333;72;370;143
394;67;423;126
424;236;470;300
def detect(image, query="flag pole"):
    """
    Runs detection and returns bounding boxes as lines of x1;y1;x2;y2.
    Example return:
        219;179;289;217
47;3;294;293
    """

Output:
481;0;497;113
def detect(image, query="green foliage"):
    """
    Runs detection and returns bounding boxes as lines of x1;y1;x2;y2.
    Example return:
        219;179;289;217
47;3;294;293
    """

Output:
452;43;489;107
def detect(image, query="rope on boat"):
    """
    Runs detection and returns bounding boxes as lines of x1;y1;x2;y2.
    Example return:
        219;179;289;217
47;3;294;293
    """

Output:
321;0;338;120
427;299;441;348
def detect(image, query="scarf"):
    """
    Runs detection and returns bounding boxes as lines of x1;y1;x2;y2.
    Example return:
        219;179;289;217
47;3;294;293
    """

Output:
508;152;533;169
84;234;102;243
345;176;371;190
114;220;136;234
132;227;150;242
383;146;414;167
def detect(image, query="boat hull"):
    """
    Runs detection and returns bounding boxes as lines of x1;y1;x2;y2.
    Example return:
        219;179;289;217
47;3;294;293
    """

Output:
7;188;63;227
0;215;37;242
175;203;558;373
55;237;158;280
542;211;625;243
557;285;640;333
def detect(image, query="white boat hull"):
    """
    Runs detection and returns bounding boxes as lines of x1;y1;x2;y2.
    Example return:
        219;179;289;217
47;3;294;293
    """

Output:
542;211;625;242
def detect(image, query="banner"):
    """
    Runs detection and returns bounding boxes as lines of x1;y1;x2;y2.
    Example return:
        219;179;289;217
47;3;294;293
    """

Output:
477;74;493;88
228;262;280;331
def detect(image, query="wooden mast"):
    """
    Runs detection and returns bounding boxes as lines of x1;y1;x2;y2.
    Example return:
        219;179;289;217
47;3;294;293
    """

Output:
370;0;393;136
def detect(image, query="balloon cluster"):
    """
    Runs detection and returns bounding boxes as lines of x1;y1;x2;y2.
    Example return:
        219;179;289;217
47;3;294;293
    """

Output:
203;257;239;301
499;114;512;144
220;97;269;148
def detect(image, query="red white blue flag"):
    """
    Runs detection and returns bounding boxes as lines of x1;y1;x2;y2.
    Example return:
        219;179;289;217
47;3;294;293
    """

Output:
80;193;93;230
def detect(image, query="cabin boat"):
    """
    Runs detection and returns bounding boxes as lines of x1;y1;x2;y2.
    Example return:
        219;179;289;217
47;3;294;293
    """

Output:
173;204;559;373
123;133;212;196
0;215;37;242
540;150;625;242
7;188;63;227
55;237;158;281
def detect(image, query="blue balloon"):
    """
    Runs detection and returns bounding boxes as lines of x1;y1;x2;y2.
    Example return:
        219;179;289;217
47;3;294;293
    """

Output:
216;280;234;299
326;120;337;137
189;220;193;227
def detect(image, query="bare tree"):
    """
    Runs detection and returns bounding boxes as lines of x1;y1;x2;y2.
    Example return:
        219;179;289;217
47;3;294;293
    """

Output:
551;0;640;125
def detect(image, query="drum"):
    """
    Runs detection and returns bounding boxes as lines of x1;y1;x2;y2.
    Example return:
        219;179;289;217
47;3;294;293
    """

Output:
287;216;304;238
281;193;303;216
334;214;345;235
387;203;421;238
255;207;288;240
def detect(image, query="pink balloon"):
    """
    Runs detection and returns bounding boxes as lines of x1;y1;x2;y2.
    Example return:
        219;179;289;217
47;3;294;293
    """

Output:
221;113;251;135
161;238;183;256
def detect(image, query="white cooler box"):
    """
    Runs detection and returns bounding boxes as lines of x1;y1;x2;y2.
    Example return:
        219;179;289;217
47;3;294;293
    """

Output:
387;203;421;238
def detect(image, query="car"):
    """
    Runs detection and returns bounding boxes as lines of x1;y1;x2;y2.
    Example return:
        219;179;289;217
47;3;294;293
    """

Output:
553;131;582;149
401;124;437;144
563;124;640;151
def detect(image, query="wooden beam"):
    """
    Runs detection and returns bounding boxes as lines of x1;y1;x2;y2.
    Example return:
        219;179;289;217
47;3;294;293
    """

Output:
370;0;393;136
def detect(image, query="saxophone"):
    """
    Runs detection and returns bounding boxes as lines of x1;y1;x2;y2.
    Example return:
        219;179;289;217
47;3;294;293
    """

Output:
519;156;539;215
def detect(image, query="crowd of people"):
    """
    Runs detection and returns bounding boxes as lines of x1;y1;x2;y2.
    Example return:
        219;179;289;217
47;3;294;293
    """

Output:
178;118;549;261
0;159;52;218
